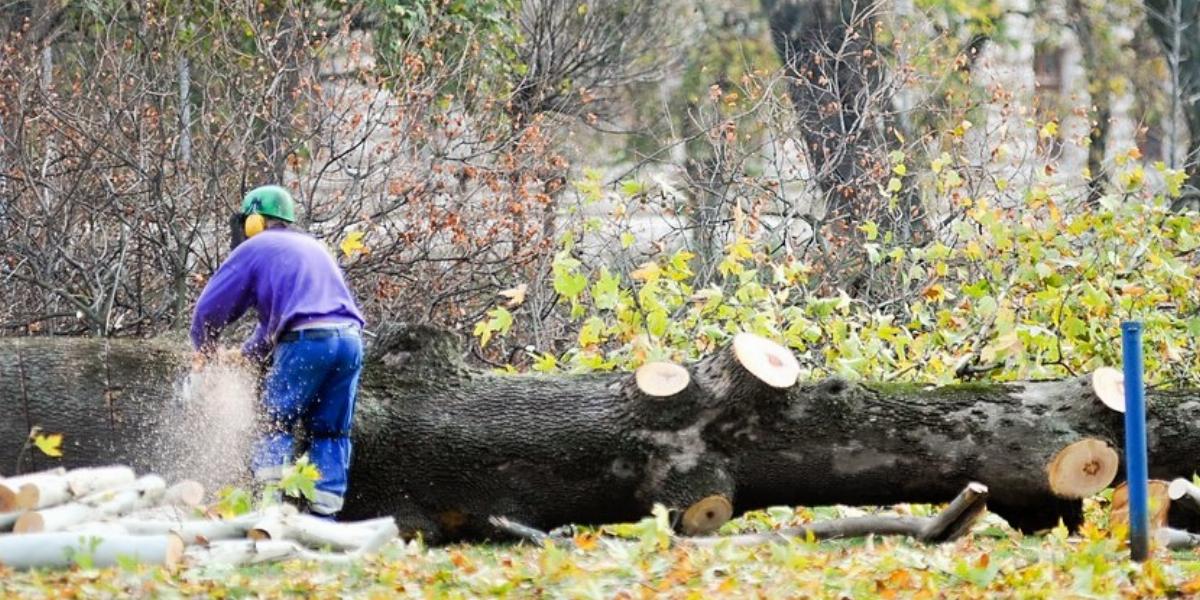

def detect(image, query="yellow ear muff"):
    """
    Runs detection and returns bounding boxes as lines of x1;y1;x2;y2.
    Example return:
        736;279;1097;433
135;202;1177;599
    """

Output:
244;213;266;238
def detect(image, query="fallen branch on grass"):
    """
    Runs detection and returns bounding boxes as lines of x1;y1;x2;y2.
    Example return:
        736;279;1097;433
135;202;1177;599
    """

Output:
492;482;989;549
685;482;989;547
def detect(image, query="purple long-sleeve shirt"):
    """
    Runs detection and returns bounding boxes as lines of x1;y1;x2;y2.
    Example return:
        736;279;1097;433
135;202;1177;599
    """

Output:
190;228;365;360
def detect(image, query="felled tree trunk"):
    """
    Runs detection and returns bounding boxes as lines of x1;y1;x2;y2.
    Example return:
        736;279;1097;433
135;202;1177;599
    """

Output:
2;325;1200;542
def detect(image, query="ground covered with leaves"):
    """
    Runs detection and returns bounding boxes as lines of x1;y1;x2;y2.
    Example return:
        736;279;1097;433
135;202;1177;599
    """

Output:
4;497;1200;598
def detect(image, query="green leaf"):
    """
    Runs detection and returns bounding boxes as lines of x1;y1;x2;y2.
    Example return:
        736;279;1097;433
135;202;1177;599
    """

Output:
531;352;557;373
1061;316;1086;339
620;179;644;196
474;306;514;348
280;455;322;502
216;486;253;518
592;269;621;310
646;310;668;338
553;252;588;300
116;554;139;572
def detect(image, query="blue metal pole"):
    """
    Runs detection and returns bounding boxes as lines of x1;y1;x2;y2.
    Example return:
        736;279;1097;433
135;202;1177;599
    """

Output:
1122;321;1149;562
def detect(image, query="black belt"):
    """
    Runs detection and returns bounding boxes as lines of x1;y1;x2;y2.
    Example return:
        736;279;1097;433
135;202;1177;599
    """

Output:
278;325;360;343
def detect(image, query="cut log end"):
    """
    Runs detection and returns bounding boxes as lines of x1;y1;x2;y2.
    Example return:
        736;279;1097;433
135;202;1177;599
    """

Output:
731;333;800;389
1112;480;1171;529
680;495;733;536
1046;438;1119;499
15;485;38;511
1170;478;1189;500
247;508;290;542
0;487;16;513
1091;367;1126;413
163;480;205;507
1168;478;1195;501
635;362;691;397
13;512;44;534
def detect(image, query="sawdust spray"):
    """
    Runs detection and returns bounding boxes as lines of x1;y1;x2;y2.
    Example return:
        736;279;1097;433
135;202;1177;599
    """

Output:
153;355;260;492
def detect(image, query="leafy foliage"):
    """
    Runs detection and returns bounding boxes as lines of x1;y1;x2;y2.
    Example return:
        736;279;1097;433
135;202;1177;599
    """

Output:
478;158;1200;387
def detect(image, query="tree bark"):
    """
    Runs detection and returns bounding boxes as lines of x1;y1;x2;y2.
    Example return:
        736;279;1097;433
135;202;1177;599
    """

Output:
763;0;892;222
2;326;1200;542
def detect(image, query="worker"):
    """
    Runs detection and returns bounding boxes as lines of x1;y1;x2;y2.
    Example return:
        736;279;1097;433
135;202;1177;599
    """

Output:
190;185;365;519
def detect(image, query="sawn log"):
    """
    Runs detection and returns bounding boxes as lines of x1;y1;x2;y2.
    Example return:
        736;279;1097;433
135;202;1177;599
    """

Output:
1;324;1198;542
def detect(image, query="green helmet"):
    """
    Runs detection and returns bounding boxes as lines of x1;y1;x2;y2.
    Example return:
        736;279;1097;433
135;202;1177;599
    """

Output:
241;185;296;222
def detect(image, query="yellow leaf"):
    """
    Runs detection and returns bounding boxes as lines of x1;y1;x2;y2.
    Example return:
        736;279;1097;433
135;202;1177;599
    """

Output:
922;284;948;303
34;433;63;458
631;261;661;282
1119;166;1145;190
574;531;599;551
964;241;984;261
498;283;528;308
1122;284;1146;298
339;231;367;257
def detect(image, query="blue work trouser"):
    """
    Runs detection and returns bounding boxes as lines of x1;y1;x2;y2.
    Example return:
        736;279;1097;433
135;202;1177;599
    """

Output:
251;328;362;515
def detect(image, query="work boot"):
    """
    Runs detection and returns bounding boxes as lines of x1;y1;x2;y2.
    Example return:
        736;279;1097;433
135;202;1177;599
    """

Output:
281;494;338;521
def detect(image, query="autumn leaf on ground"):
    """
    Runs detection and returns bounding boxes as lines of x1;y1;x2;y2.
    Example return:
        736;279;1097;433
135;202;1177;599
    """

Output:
499;283;527;308
574;531;599;551
340;231;368;257
33;433;63;457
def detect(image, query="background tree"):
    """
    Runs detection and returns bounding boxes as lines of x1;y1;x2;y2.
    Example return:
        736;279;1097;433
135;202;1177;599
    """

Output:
1144;0;1200;205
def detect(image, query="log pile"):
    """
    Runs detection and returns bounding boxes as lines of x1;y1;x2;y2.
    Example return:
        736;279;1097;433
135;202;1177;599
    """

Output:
0;465;399;570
